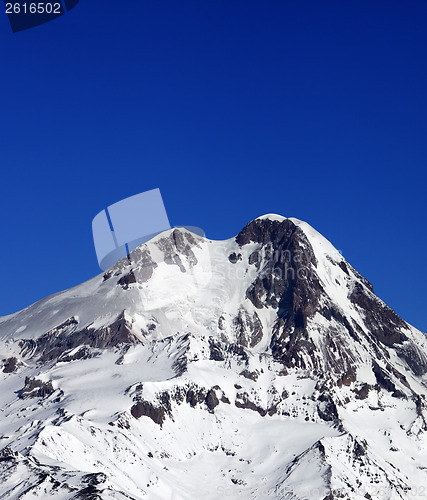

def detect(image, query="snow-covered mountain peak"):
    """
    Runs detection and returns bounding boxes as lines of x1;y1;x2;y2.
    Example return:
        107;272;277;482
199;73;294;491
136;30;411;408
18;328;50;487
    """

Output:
1;216;427;499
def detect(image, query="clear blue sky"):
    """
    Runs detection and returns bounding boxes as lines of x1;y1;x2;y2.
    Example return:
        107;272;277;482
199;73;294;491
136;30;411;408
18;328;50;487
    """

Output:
0;0;426;331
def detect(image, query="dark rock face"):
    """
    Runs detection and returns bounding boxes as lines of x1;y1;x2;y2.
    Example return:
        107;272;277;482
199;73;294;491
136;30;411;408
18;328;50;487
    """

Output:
0;446;18;463
316;393;339;422
372;361;397;393
235;218;425;388
184;385;224;412
130;388;173;426
208;338;249;363
209;338;225;361
19;312;139;363
240;369;259;381
350;283;407;346
186;386;206;407
75;473;107;500
233;309;263;348
59;346;97;363
82;473;107;486
205;389;220;412
20;377;54;399
2;357;18;373
122;248;158;286
131;400;166;426
236;219;324;369
156;230;199;273
131;384;227;425
228;252;242;263
117;271;136;289
396;344;427;376
235;391;267;416
355;383;371;400
104;247;158;285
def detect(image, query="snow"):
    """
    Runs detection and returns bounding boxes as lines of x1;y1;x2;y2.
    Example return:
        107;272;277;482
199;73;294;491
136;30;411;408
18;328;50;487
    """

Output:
255;213;287;222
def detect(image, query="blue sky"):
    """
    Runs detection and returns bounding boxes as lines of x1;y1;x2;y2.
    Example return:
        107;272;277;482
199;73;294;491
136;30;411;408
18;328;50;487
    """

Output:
0;0;426;331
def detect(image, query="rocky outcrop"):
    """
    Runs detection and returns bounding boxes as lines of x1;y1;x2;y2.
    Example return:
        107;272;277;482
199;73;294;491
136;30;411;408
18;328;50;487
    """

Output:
131;400;167;426
18;312;139;363
350;282;408;346
20;377;54;399
2;357;19;373
156;230;199;272
232;309;263;348
236;219;324;365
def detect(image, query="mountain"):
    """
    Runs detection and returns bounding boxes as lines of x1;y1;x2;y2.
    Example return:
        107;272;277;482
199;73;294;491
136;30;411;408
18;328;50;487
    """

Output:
1;214;427;499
